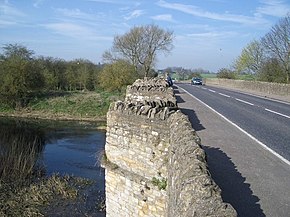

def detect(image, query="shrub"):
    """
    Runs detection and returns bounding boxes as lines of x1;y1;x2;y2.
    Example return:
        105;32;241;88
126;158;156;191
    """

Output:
217;68;236;79
98;60;138;92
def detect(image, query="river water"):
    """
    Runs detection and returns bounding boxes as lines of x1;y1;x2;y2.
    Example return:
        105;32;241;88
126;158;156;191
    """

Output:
0;117;106;216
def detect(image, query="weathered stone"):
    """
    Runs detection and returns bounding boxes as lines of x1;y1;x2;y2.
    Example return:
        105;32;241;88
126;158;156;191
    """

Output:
104;78;237;217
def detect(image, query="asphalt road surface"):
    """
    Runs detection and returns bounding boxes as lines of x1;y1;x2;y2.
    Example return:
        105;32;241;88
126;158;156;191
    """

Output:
174;83;290;217
178;83;290;163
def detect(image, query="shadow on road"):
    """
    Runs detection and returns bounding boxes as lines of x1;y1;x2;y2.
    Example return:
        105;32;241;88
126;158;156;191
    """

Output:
203;146;266;217
174;87;205;131
179;107;205;131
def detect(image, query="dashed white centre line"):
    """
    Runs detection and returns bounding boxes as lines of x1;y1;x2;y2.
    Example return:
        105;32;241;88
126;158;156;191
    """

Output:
235;98;254;106
219;93;230;98
265;108;290;119
178;85;290;166
208;89;216;93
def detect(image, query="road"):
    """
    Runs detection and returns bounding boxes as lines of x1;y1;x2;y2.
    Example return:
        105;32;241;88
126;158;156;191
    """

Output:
178;83;290;162
174;83;290;217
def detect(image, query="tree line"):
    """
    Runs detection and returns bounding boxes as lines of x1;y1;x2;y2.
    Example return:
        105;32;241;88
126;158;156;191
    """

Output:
0;24;174;109
218;13;290;84
0;44;105;108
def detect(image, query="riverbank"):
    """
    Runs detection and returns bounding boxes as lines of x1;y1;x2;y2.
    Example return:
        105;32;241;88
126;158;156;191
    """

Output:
0;90;125;126
0;115;106;216
0;110;106;122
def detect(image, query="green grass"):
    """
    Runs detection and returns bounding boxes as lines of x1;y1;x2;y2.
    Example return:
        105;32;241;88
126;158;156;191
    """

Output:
0;89;125;120
0;104;13;113
236;74;256;81
29;92;104;117
200;73;217;79
28;90;125;119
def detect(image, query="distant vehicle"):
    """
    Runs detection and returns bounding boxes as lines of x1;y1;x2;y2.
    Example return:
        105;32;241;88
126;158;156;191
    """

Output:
191;77;203;85
166;75;173;86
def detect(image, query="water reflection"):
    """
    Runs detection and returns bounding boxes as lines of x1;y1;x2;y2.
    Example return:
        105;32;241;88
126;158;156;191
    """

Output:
0;117;105;180
44;125;106;191
0;117;106;216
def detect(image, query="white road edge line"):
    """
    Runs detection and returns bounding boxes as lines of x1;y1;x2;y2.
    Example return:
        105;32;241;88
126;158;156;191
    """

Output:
265;108;290;119
235;98;254;106
178;86;290;167
218;93;230;98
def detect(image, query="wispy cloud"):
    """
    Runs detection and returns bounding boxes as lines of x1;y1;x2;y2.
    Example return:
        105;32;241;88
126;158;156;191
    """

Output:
44;22;90;36
257;0;290;17
0;1;25;17
151;14;176;23
86;0;128;4
0;20;17;26
43;22;112;41
86;0;118;3
124;9;145;20
156;0;269;26
33;0;44;8
0;0;26;26
55;8;101;21
186;31;238;40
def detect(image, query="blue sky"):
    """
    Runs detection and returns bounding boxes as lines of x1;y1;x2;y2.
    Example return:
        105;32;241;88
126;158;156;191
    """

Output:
1;0;290;72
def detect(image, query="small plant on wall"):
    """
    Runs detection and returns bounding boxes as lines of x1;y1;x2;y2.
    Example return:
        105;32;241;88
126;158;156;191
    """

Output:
152;177;167;190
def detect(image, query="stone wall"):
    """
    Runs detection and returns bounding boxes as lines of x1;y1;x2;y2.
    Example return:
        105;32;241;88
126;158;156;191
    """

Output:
167;111;236;216
205;78;290;96
103;78;237;217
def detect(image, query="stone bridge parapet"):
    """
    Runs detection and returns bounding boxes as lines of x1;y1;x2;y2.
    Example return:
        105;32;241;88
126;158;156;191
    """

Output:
103;78;237;217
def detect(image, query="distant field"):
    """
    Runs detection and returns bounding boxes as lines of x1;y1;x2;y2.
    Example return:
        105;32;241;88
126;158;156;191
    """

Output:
200;73;217;79
200;74;255;80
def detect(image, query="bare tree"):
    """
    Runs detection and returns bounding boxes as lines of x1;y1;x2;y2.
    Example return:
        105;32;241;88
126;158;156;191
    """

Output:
109;24;174;77
261;13;290;83
102;49;119;63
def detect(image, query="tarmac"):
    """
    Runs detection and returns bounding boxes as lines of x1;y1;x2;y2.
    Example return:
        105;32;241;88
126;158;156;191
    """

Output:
205;82;290;104
175;84;290;217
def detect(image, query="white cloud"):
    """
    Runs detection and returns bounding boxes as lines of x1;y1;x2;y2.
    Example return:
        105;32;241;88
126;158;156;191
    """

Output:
86;0;130;4
0;1;25;17
0;20;16;26
0;0;26;26
151;14;176;23
55;8;100;21
86;0;120;3
124;9;145;20
186;31;238;40
257;0;290;17
156;0;269;26
33;0;44;8
43;22;112;41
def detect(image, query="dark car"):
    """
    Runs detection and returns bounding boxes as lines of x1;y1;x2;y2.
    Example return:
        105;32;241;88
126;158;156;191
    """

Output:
191;77;203;85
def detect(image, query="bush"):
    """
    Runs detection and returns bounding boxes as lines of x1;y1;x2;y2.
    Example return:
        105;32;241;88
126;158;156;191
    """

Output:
217;68;236;79
257;58;286;83
98;60;138;92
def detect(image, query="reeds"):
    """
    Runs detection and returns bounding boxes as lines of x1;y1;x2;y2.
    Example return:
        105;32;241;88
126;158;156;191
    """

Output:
0;174;80;217
0;123;45;182
0;119;105;216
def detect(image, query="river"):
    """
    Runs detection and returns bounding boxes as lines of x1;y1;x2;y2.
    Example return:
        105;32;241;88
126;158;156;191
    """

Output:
0;116;106;216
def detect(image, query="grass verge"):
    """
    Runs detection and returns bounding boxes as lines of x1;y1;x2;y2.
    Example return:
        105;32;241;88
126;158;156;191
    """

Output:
0;89;125;121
